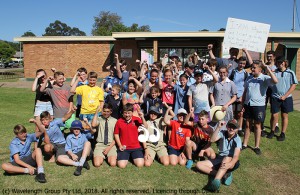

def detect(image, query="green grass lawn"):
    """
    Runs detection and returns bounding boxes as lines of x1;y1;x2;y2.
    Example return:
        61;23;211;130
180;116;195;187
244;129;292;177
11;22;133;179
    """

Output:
0;87;300;194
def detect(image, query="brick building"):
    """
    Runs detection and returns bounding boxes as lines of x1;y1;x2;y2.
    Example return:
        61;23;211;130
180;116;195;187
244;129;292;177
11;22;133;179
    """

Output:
14;32;300;80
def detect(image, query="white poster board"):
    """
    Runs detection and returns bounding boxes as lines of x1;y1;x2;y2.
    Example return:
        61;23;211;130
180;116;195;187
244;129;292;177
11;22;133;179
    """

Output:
121;49;132;58
223;18;270;53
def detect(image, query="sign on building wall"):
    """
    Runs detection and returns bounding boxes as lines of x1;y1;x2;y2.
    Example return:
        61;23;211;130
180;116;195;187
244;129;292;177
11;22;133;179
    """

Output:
223;18;271;54
121;49;132;58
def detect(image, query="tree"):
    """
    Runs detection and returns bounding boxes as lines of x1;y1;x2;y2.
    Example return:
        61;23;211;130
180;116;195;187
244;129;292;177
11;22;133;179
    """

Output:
92;11;151;36
200;29;209;31
22;31;36;37
43;20;86;36
218;28;226;31
0;41;15;62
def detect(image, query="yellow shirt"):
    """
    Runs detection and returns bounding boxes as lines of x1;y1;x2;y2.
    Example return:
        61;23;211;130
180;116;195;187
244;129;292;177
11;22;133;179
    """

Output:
75;85;104;114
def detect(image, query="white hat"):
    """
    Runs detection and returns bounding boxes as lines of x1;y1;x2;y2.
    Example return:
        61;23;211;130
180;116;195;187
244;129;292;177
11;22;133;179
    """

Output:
177;108;188;115
210;106;226;122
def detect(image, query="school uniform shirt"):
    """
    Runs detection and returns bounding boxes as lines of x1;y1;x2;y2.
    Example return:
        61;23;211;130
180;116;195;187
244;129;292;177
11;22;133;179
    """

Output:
104;76;122;90
65;131;93;154
187;82;210;113
271;68;298;99
46;118;66;144
9;133;37;162
105;95;121;119
173;84;189;116
45;85;73;118
244;73;274;106
114;116;143;150
76;80;88;106
230;69;249;98
168;120;191;150
75;85;104;114
209;77;237;106
97;116;117;144
146;118;166;147
141;97;163;115
215;57;238;76
217;131;242;157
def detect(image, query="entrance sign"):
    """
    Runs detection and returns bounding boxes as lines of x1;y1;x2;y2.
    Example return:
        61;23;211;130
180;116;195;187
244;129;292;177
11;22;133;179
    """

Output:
223;18;271;53
121;49;132;58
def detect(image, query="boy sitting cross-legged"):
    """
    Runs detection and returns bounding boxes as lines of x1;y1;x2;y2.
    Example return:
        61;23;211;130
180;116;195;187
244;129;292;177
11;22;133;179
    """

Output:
2;121;47;183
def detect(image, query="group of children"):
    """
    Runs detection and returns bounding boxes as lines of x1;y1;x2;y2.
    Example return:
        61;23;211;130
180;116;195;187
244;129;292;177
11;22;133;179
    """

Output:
2;46;297;192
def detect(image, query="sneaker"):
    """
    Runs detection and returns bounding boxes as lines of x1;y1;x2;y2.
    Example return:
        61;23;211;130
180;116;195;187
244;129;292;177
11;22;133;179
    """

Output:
35;173;47;183
253;147;262;155
261;131;267;137
242;145;247;150
223;172;233;186
238;130;244;137
74;166;82;176
185;159;193;169
277;132;285;141
266;131;275;139
274;126;280;134
206;179;221;192
83;161;90;170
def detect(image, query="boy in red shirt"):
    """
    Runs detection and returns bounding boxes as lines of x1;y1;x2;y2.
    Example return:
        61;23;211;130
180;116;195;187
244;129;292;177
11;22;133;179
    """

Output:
164;105;191;166
114;103;148;168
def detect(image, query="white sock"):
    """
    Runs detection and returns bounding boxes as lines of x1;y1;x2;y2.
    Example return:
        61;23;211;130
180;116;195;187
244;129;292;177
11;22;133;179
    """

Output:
24;168;29;174
276;123;278;127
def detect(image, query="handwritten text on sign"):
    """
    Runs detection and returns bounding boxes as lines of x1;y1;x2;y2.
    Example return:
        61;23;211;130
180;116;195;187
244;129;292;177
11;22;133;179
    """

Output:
223;18;270;53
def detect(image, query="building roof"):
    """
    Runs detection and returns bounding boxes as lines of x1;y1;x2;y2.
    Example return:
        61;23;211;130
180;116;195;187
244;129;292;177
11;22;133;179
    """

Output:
14;36;115;42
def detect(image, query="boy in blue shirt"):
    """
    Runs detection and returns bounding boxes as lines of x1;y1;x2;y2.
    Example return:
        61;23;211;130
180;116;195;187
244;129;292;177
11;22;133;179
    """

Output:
196;119;242;192
2;122;47;183
57;120;94;176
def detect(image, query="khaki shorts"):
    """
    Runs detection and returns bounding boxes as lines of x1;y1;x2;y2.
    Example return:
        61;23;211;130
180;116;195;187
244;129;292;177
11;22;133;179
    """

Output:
94;143;117;159
147;145;168;160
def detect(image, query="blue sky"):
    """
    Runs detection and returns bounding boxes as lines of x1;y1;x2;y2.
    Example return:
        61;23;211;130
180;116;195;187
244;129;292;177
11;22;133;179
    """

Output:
1;0;299;42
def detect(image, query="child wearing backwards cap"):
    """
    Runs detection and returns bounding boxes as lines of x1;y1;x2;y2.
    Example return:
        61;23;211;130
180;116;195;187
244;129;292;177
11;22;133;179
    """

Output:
196;119;242;193
56;120;95;176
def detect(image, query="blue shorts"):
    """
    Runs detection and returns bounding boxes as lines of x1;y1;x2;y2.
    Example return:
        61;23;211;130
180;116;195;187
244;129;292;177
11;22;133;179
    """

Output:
243;104;265;122
117;148;144;160
34;101;53;117
79;113;101;122
168;145;184;156
209;155;240;172
271;96;293;114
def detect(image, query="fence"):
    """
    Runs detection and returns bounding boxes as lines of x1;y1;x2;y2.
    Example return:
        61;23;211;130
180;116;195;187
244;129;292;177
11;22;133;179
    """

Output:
0;69;24;80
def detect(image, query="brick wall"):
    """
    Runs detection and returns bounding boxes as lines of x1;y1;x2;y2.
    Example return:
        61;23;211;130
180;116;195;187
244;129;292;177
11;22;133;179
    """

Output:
23;41;112;78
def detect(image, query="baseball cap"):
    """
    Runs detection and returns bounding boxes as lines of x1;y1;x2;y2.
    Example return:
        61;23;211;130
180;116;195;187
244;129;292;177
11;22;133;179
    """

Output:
70;120;83;130
149;106;161;115
227;119;239;129
194;67;204;76
184;61;195;69
177;108;188;115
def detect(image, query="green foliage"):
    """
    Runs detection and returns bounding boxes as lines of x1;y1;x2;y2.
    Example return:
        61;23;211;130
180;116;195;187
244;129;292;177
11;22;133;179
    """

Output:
92;11;151;36
22;31;36;37
43;20;86;36
0;41;16;62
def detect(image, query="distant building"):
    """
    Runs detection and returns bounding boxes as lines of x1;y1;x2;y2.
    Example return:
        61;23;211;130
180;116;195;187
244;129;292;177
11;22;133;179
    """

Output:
14;32;300;80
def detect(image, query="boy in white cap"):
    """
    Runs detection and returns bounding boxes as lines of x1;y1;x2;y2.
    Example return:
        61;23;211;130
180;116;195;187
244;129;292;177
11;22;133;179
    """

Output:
196;119;242;192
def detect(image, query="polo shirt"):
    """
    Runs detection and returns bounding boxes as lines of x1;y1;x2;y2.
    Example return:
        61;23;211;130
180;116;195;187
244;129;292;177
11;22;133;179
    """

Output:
231;69;248;98
217;131;242;157
65;131;93;154
46;118;66;144
209;77;237;106
97;116;117;144
244;73;274;106
187;82;210;113
168;120;191;150
114;116;143;149
271;68;298;99
9;133;37;162
161;81;175;105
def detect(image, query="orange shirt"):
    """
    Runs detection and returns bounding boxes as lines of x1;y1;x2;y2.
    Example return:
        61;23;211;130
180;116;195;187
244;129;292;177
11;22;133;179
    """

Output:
168;120;191;150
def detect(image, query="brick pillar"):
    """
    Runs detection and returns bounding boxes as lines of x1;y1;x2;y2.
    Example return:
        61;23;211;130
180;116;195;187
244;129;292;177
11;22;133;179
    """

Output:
153;40;158;62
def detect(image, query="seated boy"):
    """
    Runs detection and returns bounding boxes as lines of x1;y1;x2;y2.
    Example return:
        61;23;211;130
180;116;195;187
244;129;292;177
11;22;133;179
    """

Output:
57;120;94;176
38;107;76;162
144;106;169;166
184;109;215;169
2;122;47;183
114;103;148;168
164;105;192;166
91;103;118;167
196;119;242;192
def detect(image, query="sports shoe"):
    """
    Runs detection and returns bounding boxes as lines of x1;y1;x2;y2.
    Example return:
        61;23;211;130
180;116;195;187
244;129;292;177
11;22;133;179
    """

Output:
185;159;193;169
261;130;267;137
277;132;285;141
266;131;275;139
223;172;233;186
274;126;280;134
242;145;247;150
35;173;47;183
74;166;82;176
238;130;244;137
83;161;90;170
206;179;220;192
253;147;261;155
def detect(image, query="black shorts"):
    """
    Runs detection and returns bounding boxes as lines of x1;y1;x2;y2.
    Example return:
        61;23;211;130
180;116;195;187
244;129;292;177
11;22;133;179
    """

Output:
117;148;144;160
10;154;37;167
52;143;66;158
243;104;265;122
271;96;293;114
167;145;184;156
67;150;93;160
210;155;240;172
232;101;243;114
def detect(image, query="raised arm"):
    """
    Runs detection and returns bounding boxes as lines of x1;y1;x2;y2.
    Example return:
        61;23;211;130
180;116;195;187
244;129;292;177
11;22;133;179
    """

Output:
115;53;122;79
210;121;224;142
242;48;253;65
208;44;216;59
262;62;278;84
184;107;194;126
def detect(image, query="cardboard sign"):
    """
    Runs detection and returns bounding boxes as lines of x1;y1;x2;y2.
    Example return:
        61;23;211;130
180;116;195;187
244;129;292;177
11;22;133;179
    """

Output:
223;18;271;53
